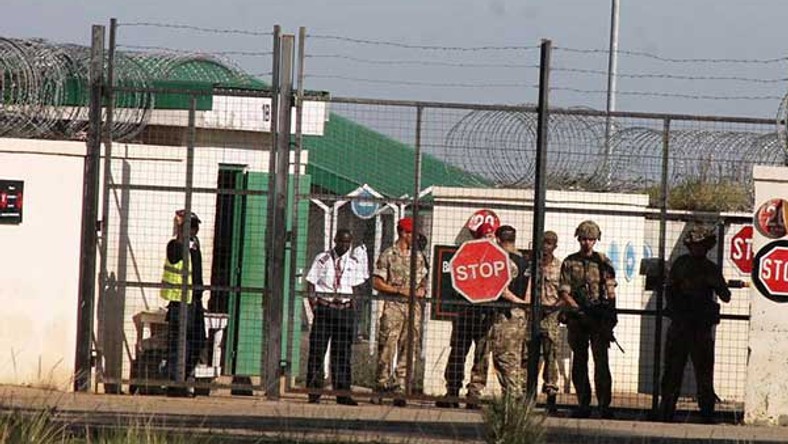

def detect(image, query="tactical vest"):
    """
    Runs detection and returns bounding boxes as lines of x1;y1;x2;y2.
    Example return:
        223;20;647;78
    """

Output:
160;259;192;303
507;252;529;298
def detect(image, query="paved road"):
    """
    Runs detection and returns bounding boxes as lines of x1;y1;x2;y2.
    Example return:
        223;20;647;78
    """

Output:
1;386;787;443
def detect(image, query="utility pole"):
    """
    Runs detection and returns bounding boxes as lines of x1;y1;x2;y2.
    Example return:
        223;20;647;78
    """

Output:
604;0;620;187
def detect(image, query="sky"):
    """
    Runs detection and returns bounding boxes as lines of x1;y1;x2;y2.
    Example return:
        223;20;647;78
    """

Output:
4;0;788;118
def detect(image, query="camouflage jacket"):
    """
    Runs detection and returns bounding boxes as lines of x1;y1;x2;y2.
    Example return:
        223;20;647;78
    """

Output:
373;244;428;295
559;251;617;306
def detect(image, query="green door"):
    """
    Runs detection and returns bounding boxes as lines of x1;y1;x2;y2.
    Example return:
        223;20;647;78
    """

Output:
224;170;310;377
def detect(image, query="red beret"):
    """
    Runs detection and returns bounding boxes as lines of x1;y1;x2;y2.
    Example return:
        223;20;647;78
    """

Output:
397;217;413;233
474;222;495;239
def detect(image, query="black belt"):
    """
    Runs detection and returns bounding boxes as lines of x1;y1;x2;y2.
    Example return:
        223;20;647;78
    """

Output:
315;298;353;309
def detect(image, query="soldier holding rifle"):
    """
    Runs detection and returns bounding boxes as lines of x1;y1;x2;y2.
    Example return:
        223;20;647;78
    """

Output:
559;220;618;419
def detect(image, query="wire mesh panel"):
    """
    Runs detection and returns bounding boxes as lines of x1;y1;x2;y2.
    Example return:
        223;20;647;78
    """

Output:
282;94;780;421
7;21;788;426
96;87;283;396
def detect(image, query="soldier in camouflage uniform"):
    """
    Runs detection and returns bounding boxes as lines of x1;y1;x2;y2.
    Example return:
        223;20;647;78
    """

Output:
372;217;428;407
559;220;618;419
486;225;529;400
659;224;731;423
523;231;570;413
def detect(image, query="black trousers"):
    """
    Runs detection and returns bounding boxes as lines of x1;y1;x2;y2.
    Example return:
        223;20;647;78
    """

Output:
166;299;205;382
567;317;612;409
444;308;491;395
660;321;716;419
306;305;356;395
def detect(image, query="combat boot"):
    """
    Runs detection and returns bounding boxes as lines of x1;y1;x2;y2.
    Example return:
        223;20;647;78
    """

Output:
658;396;677;422
466;392;482;410
546;394;557;414
598;406;615;419
436;388;460;408
544;386;558;414
570;405;591;418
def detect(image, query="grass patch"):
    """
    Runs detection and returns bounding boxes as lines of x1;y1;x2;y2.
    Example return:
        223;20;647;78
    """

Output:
482;395;546;444
645;180;750;212
0;408;67;444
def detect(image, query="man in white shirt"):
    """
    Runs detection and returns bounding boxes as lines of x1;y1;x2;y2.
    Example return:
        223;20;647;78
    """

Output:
305;229;369;405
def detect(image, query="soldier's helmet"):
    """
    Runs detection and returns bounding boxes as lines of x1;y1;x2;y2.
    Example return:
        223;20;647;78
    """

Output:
683;224;716;249
575;220;601;240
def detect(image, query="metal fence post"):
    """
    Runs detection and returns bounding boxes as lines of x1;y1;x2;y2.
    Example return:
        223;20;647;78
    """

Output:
175;96;197;385
263;24;282;395
283;25;307;390
97;17;118;394
651;117;671;415
264;31;294;400
74;24;105;392
405;105;424;396
526;39;551;400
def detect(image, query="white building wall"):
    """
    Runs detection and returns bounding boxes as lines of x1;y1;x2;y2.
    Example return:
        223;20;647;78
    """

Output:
0;137;307;390
0;138;86;388
423;186;650;398
745;166;788;425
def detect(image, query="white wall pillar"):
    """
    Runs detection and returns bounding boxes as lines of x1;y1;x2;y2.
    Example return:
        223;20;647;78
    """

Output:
745;165;788;425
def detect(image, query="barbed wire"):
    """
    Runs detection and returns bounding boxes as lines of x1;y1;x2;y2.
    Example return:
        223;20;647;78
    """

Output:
306;74;538;88
443;108;784;192
554;46;788;64
307;74;782;100
305;32;788;64
0;36;263;140
307;53;788;84
555;67;788;84
552;87;783;101
306;53;541;69
118;22;273;37
307;34;541;52
118;44;273;57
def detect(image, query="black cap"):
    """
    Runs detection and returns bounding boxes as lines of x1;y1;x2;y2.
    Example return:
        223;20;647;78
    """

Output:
176;209;201;225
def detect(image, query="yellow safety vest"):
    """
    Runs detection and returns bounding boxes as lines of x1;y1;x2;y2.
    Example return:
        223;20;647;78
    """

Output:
160;259;192;303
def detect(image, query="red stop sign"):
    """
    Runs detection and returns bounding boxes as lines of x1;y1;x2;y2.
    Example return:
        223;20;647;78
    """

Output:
757;246;788;297
730;226;753;274
449;239;511;304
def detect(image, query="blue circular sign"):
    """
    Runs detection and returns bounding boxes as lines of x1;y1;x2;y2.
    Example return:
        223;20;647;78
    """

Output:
624;242;637;282
351;189;380;219
607;241;620;276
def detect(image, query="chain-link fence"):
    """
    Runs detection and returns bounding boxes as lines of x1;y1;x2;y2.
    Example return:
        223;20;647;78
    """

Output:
287;96;777;419
3;23;784;421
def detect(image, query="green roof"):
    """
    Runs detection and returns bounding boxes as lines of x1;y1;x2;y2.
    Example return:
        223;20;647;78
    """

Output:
55;52;485;192
304;113;489;197
59;54;268;109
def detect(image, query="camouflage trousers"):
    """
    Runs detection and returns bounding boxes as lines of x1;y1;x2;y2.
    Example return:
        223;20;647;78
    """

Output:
376;300;422;392
488;308;526;398
659;321;716;420
566;316;612;408
522;310;561;394
444;308;491;398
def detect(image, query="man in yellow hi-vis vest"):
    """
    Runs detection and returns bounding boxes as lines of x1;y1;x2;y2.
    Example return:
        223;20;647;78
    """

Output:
161;209;205;397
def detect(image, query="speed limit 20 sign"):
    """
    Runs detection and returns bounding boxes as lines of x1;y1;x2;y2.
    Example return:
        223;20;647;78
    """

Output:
465;209;500;233
753;240;788;302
